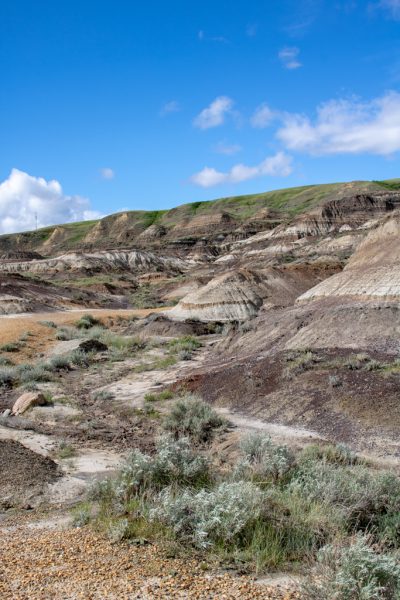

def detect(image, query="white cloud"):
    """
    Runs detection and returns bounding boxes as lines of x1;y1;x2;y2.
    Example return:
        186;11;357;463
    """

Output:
193;96;234;129
251;103;274;128
0;169;102;234
190;152;293;188
100;167;115;180
160;100;180;116
214;141;242;155
279;47;302;69
277;91;400;155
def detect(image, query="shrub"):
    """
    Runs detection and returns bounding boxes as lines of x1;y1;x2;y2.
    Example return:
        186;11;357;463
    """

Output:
17;363;53;383
115;435;209;501
85;325;106;340
151;481;264;548
144;389;174;402
106;518;129;543
58;442;76;459
0;366;16;387
284;351;317;378
75;314;101;330
100;332;144;352
301;443;358;466
68;349;90;367
163;396;226;443
0;342;20;352
39;320;57;328
72;504;91;527
237;433;295;481
168;336;201;354
48;354;72;371
56;326;80;341
178;349;193;361
302;535;400;599
0;356;13;366
289;460;400;532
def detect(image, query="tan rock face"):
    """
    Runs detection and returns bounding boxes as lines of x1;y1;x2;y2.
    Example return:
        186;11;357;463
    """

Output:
298;211;400;302
12;392;47;416
0;250;189;275
168;270;264;321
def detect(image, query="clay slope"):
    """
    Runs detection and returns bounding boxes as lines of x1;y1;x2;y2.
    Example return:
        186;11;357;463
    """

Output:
0;273;127;314
0;179;397;256
0;249;189;275
298;211;400;302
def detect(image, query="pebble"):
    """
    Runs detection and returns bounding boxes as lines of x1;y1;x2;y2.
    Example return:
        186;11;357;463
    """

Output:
0;524;300;599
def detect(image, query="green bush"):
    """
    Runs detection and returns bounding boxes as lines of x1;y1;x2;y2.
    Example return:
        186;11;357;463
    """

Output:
289;460;400;533
163;396;227;443
68;349;90;367
151;481;264;549
115;435;209;501
48;354;72;371
168;336;202;354
301;443;358;466
302;535;400;599
75;314;101;330
56;326;80;341
0;342;20;352
0;366;16;387
236;432;295;481
17;363;53;383
0;356;14;366
39;320;57;328
144;389;174;402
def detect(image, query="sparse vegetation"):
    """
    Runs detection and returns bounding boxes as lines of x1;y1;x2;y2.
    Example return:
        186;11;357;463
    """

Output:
80;391;400;582
162;396;227;443
56;326;80;341
168;336;202;354
302;535;400;599
75;314;102;330
38;320;58;328
144;389;174;402
0;342;21;353
58;442;76;459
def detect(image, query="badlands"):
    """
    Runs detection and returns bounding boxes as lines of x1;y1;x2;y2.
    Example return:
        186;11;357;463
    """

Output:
1;179;400;598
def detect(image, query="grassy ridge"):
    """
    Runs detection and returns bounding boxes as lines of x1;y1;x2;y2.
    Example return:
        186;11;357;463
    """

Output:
0;178;395;253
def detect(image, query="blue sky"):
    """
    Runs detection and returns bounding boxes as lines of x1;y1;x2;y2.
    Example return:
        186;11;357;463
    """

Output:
1;0;400;232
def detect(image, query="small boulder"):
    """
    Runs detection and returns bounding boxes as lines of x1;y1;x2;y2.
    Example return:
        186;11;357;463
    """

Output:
2;409;11;418
12;392;47;416
78;339;108;353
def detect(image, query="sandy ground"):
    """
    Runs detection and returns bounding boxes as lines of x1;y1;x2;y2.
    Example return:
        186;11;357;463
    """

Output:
0;307;168;362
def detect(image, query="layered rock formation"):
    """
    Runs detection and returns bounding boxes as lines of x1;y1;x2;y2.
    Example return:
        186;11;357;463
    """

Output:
0;250;188;276
298;211;400;302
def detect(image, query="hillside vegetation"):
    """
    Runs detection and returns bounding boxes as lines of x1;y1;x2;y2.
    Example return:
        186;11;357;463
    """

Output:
0;179;393;255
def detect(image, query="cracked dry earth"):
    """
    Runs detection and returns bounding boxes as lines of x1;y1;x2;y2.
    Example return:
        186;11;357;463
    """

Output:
0;524;298;599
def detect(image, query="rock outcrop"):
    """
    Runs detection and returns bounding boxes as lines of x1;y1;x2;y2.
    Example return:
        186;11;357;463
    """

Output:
298;211;400;302
168;270;264;321
12;392;48;416
0;250;189;275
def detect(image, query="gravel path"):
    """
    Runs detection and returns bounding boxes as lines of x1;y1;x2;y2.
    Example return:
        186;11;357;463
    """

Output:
0;524;299;599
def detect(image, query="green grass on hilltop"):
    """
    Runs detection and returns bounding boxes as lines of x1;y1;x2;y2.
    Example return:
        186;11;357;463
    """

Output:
0;178;397;253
